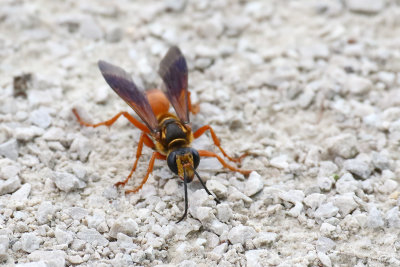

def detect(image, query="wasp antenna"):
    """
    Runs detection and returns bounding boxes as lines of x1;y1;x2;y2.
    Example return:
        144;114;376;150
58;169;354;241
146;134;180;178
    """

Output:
193;169;220;204
176;171;189;223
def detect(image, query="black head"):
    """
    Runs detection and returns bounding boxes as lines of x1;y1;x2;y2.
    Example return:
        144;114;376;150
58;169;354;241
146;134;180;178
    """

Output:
167;147;200;182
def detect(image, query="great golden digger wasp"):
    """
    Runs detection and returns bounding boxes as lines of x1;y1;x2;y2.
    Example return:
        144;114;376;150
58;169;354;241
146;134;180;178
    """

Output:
73;46;250;222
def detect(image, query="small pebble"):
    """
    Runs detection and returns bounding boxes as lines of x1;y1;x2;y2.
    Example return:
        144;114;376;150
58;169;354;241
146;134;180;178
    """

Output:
65;207;88;221
244;171;263;197
345;75;372;95
27;250;66;267
270;155;289;169
36;201;55;225
0;176;21;195
109;218;138;238
253;232;277;248
333;193;358;216
316;236;336;253
53;171;86;192
304;193;326;210
371;152;390;171
54;228;73;245
227;225;256;245
29;108;52;129
279;190;305;204
326;134;358;159
336;173;359;194
79;17;103;40
378;179;398;194
386;207;400;228
20;233;41;253
77;229;109;247
0;139;19;160
15;126;44;141
343;159;371;180
314;203;339;220
367;206;384;229
318;176;333;191
216;203;232;223
206;179;228;199
346;0;385;14
317;251;332;267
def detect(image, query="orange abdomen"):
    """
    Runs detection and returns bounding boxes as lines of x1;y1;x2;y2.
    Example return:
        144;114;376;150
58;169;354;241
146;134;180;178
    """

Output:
146;89;170;116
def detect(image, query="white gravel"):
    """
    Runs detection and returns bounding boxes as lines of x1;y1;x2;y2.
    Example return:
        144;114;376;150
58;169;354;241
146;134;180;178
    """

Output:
1;0;400;266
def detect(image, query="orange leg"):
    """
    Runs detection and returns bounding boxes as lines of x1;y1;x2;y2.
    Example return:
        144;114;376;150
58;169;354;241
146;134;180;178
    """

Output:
194;125;247;163
115;132;155;188
198;150;251;176
72;108;150;133
188;91;200;115
124;152;166;194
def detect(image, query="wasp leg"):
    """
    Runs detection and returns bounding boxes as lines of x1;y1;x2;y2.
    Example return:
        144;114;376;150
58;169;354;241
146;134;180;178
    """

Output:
188;91;200;114
115;132;155;188
72;109;150;133
198;150;251;175
124;152;166;194
194;125;248;163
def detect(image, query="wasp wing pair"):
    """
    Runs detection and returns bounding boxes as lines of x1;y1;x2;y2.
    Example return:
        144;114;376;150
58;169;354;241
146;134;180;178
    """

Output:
73;46;250;222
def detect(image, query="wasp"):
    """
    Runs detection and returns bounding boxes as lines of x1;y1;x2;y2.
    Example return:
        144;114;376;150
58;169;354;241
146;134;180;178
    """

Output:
73;46;250;222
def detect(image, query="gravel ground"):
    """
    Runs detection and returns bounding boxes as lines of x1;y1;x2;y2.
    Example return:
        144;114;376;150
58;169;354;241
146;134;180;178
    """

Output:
1;0;400;266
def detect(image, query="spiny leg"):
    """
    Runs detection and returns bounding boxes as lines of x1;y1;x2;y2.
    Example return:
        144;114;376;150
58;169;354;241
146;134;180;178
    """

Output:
124;152;166;194
194;125;248;163
198;150;251;176
72;109;150;133
115;132;155;188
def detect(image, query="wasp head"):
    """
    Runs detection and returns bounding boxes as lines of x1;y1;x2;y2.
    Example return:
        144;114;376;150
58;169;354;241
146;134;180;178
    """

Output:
167;147;200;181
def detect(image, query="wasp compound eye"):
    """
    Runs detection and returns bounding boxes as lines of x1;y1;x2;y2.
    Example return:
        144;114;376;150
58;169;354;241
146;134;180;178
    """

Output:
167;151;178;174
190;148;200;170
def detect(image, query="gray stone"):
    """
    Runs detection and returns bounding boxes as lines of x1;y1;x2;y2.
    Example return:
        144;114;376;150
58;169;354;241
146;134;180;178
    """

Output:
386;207;400;228
109;218;138;238
317;251;332;267
336;173;359;194
244;171;263;197
54;228;73;245
29;108;52;129
345;75;372;95
314;203;339;220
27;250;66;267
304;193;326;210
206;179;228;199
0;176;21;195
79;17;103;40
288;202;303;217
245;249;268;267
65;207;88;221
77;229;108;246
15;126;44;141
36;201;55;224
117;233;136;252
318;176;333;191
279;190;305;204
0;235;9;262
371;152;390;171
20;233;41;253
216;203;232;223
0;139;19;160
367;206;384;229
343;159;371;179
334;193;358;216
316;236;336;253
326;134;358;159
0;163;20;180
42;127;64;141
11;183;31;200
53;171;86;192
253;232;277;248
346;0;385;14
69;136;91;161
227;225;256;245
378;179;398;194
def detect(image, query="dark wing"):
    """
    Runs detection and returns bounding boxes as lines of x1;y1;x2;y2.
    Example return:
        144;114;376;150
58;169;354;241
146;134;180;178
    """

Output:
158;46;189;123
98;60;159;133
